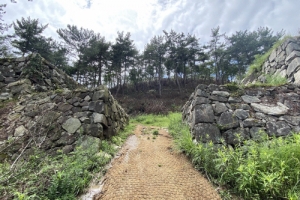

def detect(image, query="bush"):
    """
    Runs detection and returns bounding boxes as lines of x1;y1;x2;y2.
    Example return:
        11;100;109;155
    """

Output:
0;123;134;200
168;115;300;200
265;73;287;86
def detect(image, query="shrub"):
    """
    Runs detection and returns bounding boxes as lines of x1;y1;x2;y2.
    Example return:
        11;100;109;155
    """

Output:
168;115;300;199
0;123;134;199
265;73;287;86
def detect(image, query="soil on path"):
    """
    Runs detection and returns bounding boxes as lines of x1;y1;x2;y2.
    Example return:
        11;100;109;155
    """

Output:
94;125;221;200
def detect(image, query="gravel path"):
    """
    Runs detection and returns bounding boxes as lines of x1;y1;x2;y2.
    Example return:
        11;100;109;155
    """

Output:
94;125;221;200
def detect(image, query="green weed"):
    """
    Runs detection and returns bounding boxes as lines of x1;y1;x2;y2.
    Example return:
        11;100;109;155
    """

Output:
0;122;134;199
131;113;181;127
247;36;291;75
153;130;159;136
168;114;300;199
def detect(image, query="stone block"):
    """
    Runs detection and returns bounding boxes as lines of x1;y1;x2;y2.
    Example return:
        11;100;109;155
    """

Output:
193;104;215;124
193;123;221;143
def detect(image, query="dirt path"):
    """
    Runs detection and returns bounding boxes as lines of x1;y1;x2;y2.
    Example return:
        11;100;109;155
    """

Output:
93;125;221;200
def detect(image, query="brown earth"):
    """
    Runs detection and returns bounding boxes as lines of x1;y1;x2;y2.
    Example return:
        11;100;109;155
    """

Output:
93;125;221;200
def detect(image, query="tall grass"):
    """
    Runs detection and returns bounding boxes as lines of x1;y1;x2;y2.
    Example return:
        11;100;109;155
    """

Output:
168;114;300;200
0;125;133;199
131;112;180;127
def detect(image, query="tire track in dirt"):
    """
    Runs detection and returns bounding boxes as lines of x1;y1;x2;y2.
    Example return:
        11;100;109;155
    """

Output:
94;125;221;200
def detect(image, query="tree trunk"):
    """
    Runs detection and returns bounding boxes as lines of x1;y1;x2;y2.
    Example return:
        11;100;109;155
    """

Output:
97;60;102;86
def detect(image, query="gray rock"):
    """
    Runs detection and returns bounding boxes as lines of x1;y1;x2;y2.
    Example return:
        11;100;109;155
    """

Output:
213;102;228;115
5;77;15;84
218;112;239;130
0;92;12;101
255;112;266;120
193;123;221;143
84;95;91;101
228;96;242;103
234;109;249;120
16;57;26;62
195;89;208;97
209;95;228;102
250;127;268;141
62;145;74;154
241;95;261;103
77;135;101;151
74;111;91;118
62;118;81;134
192;97;210;106
269;50;277;62
79;117;90;123
243;118;264;127
239;104;251;110
266;121;292;137
279;116;300;126
14;125;27;137
80;101;89;107
71;107;81;113
0;74;4;82
277;69;287;78
83;124;103;138
251;102;289;116
92;90;105;101
89;101;105;113
67;97;80;104
293;126;300;133
92;113;108;127
207;84;219;91
193;104;215;124
212;91;230;97
294;70;300;85
223;128;250;145
286;51;300;63
276;51;286;65
57;103;73;112
56;133;77;146
44;79;52;86
286;42;300;55
82;106;89;111
287;57;300;77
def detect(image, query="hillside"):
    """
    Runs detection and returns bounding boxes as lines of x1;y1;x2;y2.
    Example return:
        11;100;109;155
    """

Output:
110;79;213;115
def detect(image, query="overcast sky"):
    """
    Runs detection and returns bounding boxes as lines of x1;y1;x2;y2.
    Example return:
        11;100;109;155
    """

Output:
2;0;300;51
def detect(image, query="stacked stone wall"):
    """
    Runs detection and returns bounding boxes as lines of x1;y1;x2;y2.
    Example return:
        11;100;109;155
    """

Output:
0;86;129;161
182;84;300;146
0;54;78;101
0;54;129;161
243;36;300;85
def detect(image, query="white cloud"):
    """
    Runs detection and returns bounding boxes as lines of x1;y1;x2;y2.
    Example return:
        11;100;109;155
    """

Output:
2;0;300;50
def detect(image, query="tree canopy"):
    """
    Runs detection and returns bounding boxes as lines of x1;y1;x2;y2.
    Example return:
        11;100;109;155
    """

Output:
0;13;287;93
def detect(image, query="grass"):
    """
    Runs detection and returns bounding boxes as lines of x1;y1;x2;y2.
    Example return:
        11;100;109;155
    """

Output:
131;112;180;127
0;124;134;200
168;114;300;200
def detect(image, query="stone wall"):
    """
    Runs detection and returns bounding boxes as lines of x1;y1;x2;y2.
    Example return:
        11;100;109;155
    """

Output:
182;84;300;146
0;85;129;161
0;54;129;161
0;53;78;101
243;36;300;85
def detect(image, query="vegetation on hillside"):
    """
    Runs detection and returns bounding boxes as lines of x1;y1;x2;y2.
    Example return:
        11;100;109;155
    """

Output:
247;35;292;75
0;125;134;199
168;114;300;200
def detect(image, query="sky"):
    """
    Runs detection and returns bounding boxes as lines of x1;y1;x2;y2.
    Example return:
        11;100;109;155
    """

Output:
2;0;300;51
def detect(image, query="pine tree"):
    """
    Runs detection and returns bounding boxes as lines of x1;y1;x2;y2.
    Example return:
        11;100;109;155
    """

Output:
12;17;48;56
